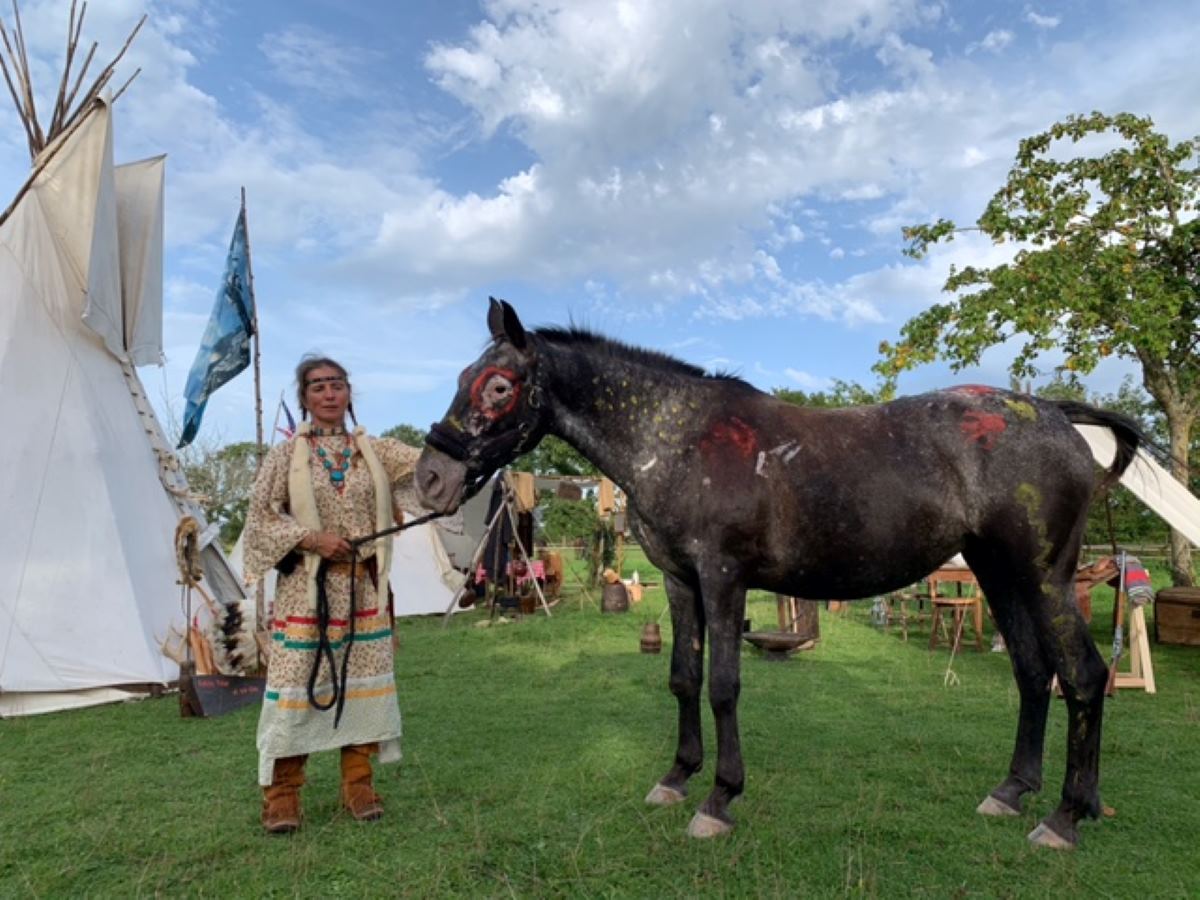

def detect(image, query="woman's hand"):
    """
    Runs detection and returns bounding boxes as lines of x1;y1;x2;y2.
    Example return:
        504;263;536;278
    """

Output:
300;531;353;561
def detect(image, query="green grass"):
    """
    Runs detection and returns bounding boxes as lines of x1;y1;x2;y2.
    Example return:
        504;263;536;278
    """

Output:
2;553;1198;898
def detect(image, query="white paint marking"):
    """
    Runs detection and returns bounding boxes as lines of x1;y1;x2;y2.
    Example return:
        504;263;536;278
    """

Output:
783;446;802;464
755;451;767;477
702;477;711;487
639;456;658;472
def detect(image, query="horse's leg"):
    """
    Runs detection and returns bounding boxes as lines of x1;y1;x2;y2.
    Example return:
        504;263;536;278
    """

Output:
687;575;746;838
1025;565;1107;850
970;512;1104;850
645;573;705;807
967;550;1054;817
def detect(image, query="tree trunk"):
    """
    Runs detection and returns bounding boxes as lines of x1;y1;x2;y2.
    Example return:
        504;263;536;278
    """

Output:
1165;408;1196;587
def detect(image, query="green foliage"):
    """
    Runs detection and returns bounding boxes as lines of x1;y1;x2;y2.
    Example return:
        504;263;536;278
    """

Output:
882;112;1199;390
182;440;259;547
381;422;427;447
773;378;895;408
878;112;1200;583
537;491;598;544
510;435;598;476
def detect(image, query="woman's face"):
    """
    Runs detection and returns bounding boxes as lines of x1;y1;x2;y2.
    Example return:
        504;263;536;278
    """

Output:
304;365;350;428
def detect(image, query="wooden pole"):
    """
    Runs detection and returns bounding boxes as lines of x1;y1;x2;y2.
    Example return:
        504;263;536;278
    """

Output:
241;187;266;647
242;187;264;471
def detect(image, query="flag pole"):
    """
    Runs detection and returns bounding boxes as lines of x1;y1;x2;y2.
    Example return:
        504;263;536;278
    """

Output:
269;389;284;447
242;186;267;657
242;186;265;471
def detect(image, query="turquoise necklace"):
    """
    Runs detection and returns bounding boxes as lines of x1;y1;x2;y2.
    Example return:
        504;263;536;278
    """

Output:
309;432;354;492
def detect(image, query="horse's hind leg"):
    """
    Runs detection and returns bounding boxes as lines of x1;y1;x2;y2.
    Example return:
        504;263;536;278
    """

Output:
969;522;1105;849
967;554;1054;817
1026;569;1107;849
645;573;705;808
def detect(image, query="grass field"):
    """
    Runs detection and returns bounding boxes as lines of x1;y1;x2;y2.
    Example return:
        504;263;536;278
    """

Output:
2;549;1198;897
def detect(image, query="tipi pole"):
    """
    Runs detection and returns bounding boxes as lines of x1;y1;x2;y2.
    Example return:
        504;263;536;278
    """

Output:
502;482;552;617
441;499;508;625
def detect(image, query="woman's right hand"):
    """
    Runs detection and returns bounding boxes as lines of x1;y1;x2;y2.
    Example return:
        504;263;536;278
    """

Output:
300;531;353;561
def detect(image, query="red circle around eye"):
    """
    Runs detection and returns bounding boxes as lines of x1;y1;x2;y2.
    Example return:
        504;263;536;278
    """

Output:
470;367;521;419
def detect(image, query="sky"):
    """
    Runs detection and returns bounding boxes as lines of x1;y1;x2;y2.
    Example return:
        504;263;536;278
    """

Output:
3;0;1199;447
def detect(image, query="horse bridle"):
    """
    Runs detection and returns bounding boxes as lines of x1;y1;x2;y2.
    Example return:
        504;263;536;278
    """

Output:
424;372;544;504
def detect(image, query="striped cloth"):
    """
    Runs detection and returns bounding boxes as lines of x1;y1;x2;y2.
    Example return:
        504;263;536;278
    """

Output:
1121;555;1154;608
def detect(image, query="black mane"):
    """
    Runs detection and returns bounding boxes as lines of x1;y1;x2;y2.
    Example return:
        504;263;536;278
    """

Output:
533;326;752;388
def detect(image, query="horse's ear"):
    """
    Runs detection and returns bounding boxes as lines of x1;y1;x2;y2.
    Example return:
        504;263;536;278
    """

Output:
487;296;527;351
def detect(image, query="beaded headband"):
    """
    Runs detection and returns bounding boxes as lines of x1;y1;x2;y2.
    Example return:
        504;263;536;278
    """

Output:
305;375;347;388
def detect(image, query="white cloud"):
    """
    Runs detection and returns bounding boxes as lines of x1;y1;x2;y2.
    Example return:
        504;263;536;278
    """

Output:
1025;11;1061;29
975;29;1015;54
784;367;832;389
260;25;376;98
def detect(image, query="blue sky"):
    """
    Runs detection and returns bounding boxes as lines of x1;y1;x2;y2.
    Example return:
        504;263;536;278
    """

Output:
3;0;1198;447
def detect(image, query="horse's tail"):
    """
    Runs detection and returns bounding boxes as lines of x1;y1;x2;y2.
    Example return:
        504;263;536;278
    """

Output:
1053;400;1142;490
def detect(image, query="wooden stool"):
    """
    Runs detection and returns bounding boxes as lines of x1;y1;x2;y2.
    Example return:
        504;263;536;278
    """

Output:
929;597;984;652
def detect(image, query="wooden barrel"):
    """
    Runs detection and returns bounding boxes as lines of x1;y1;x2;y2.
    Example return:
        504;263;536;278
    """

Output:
639;622;662;653
601;582;630;613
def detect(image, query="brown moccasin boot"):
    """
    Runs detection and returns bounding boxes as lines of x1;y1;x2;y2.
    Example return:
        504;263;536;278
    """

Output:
262;754;307;834
340;742;384;822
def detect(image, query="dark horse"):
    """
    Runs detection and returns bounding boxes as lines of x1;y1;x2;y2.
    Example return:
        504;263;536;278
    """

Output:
416;299;1140;849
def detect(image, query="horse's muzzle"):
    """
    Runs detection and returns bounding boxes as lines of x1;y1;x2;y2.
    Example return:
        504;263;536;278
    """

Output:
415;448;467;515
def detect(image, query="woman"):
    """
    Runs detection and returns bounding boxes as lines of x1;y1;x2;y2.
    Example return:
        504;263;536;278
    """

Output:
243;355;421;833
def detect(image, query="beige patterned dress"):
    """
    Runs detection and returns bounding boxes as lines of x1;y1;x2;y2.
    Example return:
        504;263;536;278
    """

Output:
243;432;421;786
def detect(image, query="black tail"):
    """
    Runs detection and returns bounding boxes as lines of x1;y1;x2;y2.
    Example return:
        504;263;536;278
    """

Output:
1054;400;1142;490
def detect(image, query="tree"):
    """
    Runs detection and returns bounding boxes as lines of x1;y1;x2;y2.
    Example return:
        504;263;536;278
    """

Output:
381;423;426;447
878;112;1199;585
510;435;598;476
537;491;599;544
773;379;894;409
182;440;260;547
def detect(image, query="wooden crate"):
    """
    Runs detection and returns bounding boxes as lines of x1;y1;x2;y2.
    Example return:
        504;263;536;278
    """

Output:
1154;587;1200;646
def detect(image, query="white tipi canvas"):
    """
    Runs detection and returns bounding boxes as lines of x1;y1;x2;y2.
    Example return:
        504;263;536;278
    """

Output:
0;97;245;717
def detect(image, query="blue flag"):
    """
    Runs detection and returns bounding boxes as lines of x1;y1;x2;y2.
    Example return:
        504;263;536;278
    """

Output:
177;209;255;448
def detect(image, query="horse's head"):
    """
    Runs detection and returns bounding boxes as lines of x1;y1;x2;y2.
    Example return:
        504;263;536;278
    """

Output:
416;298;547;513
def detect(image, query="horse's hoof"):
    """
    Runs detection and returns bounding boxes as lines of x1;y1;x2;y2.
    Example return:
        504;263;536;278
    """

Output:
687;811;733;839
977;795;1020;817
1027;822;1076;850
644;783;686;807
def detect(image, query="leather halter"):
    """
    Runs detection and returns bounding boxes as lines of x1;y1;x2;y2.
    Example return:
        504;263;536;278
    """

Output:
425;375;544;502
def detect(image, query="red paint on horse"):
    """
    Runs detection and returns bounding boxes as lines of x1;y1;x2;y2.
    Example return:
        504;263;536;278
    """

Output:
961;410;1006;450
948;384;998;396
470;367;521;420
701;416;758;459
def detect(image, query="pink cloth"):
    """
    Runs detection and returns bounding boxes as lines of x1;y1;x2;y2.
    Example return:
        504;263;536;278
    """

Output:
506;560;545;584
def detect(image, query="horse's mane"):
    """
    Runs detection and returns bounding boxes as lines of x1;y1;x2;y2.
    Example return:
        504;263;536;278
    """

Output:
533;326;753;388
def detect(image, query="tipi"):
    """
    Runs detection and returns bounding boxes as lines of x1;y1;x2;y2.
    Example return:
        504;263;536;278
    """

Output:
0;7;250;717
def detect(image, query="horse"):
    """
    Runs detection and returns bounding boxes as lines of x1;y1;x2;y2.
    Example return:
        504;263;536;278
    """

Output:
416;298;1141;848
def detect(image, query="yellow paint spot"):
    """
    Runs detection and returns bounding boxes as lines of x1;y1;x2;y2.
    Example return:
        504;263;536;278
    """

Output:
1016;483;1053;570
1004;399;1037;421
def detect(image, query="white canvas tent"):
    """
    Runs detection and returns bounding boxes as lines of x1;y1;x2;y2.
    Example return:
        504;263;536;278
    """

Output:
0;95;248;717
1075;424;1200;548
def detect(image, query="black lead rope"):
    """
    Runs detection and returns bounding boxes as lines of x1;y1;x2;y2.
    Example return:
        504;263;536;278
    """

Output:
306;510;445;726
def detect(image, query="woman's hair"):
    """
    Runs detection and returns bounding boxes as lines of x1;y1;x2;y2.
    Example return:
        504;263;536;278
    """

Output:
294;355;355;423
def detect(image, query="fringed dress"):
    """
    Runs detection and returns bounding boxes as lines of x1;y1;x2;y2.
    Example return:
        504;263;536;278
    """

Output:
243;429;421;786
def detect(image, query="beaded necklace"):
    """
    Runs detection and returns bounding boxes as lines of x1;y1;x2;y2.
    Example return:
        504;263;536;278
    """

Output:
308;431;354;492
